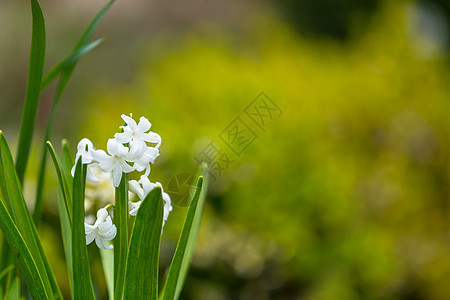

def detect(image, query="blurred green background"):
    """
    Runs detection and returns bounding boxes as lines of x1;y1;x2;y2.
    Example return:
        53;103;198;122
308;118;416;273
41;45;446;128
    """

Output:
1;0;450;299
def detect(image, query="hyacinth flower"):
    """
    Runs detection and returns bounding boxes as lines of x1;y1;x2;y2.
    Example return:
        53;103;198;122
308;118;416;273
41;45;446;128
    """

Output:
71;114;173;248
90;138;134;187
70;138;100;183
129;175;173;226
0;2;207;297
114;114;162;157
85;207;117;250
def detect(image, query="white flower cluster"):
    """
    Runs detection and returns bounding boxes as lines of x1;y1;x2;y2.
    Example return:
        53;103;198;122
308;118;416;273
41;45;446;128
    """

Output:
72;114;172;250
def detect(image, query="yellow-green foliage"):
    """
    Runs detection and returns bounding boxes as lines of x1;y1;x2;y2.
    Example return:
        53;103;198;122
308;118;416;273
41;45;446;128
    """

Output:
79;2;450;299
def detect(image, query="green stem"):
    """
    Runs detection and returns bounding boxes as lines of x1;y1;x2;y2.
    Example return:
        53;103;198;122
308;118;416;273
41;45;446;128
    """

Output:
114;173;129;299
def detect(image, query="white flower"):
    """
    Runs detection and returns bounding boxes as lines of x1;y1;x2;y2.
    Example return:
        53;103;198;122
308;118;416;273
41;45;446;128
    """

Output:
71;138;99;182
128;175;172;226
114;114;162;159
90;139;134;187
85;208;117;250
131;146;159;176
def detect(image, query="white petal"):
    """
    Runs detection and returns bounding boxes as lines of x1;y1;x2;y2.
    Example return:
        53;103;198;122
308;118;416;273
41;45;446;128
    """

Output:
137;117;151;132
114;131;132;144
90;149;110;163
99;159;115;173
86;231;96;245
120;161;135;173
95;236;107;249
162;192;171;205
116;143;130;158
146;132;162;148
71;164;76;177
144;165;151;177
129;180;144;200
100;224;117;240
107;139;119;156
127;140;147;161
86;167;100;183
112;164;123;187
101;239;114;250
77;138;94;152
121;114;137;130
140;176;157;196
96;208;109;222
144;147;159;164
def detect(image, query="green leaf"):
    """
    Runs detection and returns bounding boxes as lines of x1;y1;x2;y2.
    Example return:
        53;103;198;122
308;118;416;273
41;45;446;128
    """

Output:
0;195;48;299
114;175;129;300
60;140;74;188
0;238;13;294
58;139;74;294
4;276;19;300
160;175;207;300
57;186;73;297
0;132;61;298
72;159;95;299
123;188;164;300
15;0;46;185
41;38;104;90
33;0;114;225
0;265;14;282
100;248;114;300
76;0;115;49
46;141;73;225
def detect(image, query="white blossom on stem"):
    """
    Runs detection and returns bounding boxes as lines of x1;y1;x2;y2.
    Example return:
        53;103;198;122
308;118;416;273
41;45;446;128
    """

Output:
71;138;99;182
128;175;172;226
85;208;117;250
114;114;162;159
90;139;134;187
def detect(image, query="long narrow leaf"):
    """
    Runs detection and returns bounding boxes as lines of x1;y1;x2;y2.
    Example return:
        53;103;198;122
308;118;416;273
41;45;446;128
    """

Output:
0;132;55;297
4;276;19;300
123;188;164;300
41;38;104;90
160;175;207;300
72;159;95;299
15;0;46;184
33;0;114;225
114;175;129;299
0;195;48;299
57;186;73;296
60;139;74;188
58;140;74;293
46;141;73;224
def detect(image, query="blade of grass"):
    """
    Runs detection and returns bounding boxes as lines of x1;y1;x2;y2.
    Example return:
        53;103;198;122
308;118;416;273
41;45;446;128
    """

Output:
0;146;13;292
0;132;57;298
72;159;95;299
4;276;19;300
57;186;73;297
46;141;73;225
60;139;74;188
58;139;73;298
15;0;46;185
160;174;207;300
41;38;103;90
0;195;48;299
123;187;164;300
33;0;114;225
58;139;74;294
114;174;129;300
0;265;14;282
